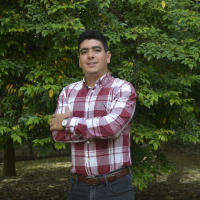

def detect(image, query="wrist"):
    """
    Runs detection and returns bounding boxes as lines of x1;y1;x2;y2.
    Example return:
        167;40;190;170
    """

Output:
62;117;69;127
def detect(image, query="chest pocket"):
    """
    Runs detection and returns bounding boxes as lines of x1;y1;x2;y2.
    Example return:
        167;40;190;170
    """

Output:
95;101;112;117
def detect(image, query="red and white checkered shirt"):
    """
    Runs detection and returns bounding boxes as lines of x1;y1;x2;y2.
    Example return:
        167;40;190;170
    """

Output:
52;72;137;176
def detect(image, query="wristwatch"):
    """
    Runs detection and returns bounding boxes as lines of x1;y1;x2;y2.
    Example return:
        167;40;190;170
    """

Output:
62;118;68;127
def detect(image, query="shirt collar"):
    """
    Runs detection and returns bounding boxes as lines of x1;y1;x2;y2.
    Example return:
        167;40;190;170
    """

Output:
82;71;112;89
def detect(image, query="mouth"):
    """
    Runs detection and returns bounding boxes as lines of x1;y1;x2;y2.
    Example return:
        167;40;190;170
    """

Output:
87;62;97;67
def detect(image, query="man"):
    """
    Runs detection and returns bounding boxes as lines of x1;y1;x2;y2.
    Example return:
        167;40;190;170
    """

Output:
50;30;137;200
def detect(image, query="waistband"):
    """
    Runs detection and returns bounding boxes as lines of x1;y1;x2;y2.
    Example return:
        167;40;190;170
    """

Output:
73;167;129;186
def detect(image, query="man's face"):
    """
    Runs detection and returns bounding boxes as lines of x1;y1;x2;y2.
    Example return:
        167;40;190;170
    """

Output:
79;39;111;79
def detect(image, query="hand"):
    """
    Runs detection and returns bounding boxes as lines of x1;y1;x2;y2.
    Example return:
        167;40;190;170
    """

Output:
50;106;71;131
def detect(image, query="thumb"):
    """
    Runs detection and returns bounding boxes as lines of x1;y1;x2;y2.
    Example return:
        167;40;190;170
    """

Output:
65;106;71;117
65;106;69;113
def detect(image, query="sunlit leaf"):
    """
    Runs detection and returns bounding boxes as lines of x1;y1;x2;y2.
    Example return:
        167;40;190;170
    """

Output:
6;84;10;89
161;1;165;9
49;89;54;98
163;118;166;124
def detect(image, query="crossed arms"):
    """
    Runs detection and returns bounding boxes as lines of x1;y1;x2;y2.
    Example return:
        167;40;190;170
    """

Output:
50;81;137;143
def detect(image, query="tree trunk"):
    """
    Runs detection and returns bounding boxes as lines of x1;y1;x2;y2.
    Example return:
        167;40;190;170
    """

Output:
2;139;16;177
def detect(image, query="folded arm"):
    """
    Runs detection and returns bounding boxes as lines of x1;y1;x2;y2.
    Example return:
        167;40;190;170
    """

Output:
51;82;137;143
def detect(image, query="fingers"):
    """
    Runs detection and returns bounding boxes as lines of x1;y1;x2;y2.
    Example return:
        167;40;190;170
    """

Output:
52;113;57;118
50;124;64;131
50;118;55;125
50;122;54;131
50;123;57;131
50;126;56;131
50;108;70;131
50;118;56;129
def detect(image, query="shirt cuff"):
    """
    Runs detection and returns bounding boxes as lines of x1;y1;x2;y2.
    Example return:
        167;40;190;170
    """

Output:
65;116;81;135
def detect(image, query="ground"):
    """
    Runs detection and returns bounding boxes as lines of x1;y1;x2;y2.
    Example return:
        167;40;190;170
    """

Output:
133;143;200;200
0;143;200;200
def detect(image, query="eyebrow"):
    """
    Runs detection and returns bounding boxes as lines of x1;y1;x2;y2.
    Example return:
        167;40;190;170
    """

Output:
80;46;102;53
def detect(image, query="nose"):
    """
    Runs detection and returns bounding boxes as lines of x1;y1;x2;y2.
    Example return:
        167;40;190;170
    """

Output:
88;50;94;58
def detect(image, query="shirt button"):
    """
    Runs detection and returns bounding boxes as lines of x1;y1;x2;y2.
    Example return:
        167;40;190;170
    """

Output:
88;159;90;161
87;141;89;144
92;90;94;93
100;84;102;87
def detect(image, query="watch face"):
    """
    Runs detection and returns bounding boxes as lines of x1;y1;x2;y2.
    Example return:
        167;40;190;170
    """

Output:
62;119;68;127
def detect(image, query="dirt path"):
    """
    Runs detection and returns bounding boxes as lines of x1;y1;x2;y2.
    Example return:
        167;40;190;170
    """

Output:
0;145;200;200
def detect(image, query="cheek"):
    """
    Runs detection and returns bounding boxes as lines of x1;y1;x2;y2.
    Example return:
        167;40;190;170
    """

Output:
79;58;85;67
98;55;106;63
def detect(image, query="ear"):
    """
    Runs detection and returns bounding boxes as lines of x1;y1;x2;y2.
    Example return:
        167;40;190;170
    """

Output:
106;51;111;64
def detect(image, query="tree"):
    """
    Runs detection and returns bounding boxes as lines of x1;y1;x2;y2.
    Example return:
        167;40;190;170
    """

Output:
0;0;200;190
0;0;86;176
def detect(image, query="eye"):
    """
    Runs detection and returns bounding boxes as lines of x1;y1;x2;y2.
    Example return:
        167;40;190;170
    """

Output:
81;50;87;54
95;49;101;52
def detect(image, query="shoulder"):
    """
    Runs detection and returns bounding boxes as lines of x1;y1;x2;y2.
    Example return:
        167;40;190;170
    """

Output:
110;76;135;93
58;80;83;98
63;80;83;91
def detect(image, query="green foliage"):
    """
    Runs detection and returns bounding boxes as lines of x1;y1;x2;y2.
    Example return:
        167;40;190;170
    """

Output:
1;0;200;189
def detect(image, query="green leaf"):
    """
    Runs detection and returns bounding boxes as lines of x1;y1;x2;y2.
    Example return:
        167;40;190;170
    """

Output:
170;99;174;106
11;133;22;144
54;143;66;150
153;142;158;151
147;55;152;61
42;30;49;37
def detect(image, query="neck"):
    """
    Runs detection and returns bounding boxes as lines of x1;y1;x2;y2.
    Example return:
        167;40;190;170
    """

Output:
85;75;98;88
85;72;107;88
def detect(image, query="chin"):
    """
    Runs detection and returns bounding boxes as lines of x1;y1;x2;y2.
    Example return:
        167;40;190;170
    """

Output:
87;71;99;74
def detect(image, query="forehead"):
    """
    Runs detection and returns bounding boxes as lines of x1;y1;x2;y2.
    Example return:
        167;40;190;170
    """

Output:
79;39;103;50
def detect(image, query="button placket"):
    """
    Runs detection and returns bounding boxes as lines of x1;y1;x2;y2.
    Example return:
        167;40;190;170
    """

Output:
86;88;94;114
86;141;90;163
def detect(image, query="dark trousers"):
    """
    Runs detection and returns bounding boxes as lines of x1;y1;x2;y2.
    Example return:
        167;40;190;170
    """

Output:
67;169;135;200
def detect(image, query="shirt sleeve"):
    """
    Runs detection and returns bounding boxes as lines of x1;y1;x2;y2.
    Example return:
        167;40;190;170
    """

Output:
70;82;136;140
52;88;84;143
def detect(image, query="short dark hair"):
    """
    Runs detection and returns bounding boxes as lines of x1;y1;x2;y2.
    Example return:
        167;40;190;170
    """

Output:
78;30;108;53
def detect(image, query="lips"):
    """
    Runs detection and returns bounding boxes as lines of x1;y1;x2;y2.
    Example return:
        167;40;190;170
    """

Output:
87;62;97;67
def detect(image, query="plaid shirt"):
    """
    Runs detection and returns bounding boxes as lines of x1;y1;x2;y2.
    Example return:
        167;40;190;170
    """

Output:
52;72;137;176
